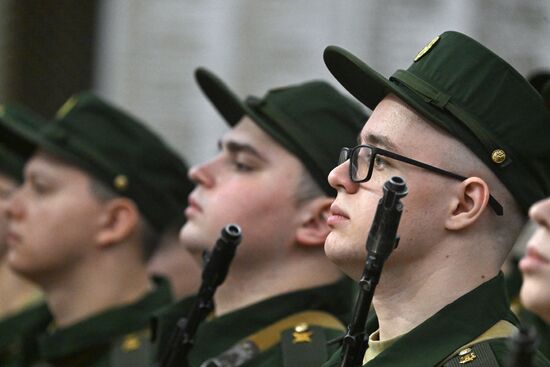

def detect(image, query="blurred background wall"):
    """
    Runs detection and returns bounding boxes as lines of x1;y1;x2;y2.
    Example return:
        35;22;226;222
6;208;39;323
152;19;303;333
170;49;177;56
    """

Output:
1;0;549;165
0;1;98;117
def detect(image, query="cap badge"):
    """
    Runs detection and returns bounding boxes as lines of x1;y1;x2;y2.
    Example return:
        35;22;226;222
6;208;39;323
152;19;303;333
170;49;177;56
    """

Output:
414;35;440;62
55;96;78;119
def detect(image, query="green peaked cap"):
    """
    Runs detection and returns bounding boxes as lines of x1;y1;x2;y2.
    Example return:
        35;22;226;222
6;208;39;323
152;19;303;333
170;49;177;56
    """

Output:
324;31;550;213
1;92;193;232
195;67;368;196
0;104;48;182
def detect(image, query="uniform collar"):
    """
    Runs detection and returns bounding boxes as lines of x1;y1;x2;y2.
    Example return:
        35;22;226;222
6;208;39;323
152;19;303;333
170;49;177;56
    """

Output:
37;276;171;360
0;300;51;367
0;301;50;348
365;272;515;366
188;277;354;365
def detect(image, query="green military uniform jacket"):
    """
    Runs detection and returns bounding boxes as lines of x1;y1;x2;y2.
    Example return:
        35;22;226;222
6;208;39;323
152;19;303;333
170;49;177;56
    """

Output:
0;302;51;367
323;274;550;366
154;277;354;367
28;277;172;367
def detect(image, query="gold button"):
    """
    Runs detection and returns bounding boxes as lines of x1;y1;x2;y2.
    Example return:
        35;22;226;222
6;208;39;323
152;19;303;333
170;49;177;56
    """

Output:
458;348;472;356
294;322;309;333
121;334;140;352
114;175;129;191
491;149;506;164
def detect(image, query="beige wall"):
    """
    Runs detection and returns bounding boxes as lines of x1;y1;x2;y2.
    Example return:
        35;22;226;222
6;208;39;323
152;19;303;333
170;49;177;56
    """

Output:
94;0;550;165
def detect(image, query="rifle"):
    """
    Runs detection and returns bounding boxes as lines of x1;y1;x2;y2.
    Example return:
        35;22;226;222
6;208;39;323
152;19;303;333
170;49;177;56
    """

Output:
340;176;408;367
157;224;242;367
505;324;538;367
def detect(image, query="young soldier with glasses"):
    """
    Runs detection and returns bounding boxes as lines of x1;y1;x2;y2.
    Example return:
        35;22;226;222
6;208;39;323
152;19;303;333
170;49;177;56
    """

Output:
321;31;550;366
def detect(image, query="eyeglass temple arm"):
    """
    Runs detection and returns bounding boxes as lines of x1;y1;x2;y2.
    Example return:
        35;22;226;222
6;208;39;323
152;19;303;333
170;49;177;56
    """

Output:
379;150;504;216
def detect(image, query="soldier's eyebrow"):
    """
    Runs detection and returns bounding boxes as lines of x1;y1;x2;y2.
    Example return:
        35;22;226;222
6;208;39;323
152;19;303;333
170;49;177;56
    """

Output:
218;139;268;163
24;166;56;186
361;133;400;153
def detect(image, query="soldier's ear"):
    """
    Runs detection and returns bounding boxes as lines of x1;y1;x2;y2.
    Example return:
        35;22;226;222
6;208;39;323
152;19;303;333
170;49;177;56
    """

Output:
95;197;140;248
445;177;490;231
295;197;332;247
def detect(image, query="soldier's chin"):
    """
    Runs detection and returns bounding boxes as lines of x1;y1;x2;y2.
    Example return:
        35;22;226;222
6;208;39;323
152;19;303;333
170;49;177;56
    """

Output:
324;240;362;280
6;257;42;284
180;237;210;257
179;224;215;257
520;279;550;323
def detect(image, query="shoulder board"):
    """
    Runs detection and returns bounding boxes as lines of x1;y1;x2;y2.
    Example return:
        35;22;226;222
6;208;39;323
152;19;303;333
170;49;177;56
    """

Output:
443;342;500;367
281;324;330;367
201;310;345;367
439;320;517;367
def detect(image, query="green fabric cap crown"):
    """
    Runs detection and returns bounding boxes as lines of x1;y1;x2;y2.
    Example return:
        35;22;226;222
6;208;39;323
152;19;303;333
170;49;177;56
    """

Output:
1;93;193;232
195;67;368;196
543;82;550;109
0;104;48;182
324;31;550;213
527;71;550;109
0;142;22;181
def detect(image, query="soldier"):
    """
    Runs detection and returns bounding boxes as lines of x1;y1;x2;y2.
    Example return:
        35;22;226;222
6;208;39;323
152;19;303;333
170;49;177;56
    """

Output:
504;70;550;360
520;196;550;322
321;31;550;365
2;93;192;366
154;68;368;367
0;105;49;367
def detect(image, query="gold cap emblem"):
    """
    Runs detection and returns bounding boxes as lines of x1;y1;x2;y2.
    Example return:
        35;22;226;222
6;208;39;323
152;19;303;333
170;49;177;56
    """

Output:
55;96;78;119
114;175;129;191
414;36;440;62
491;149;506;164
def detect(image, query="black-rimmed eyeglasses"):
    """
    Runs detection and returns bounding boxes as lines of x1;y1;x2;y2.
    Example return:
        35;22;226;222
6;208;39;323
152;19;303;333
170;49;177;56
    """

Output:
338;144;503;216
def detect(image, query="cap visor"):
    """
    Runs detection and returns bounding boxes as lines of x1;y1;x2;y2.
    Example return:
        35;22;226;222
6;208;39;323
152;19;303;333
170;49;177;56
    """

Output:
323;45;474;142
195;67;251;127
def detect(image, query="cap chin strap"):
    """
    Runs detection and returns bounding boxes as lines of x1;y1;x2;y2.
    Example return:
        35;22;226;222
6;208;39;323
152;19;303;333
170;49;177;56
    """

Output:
390;69;508;216
390;69;512;168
